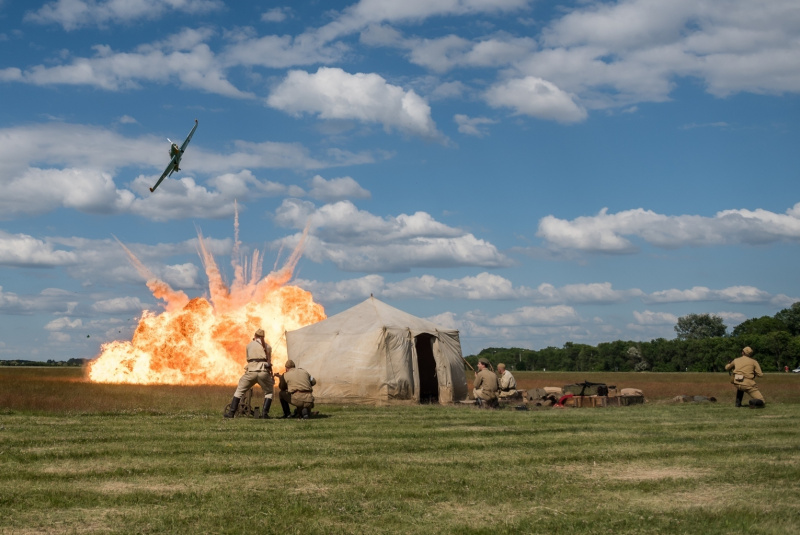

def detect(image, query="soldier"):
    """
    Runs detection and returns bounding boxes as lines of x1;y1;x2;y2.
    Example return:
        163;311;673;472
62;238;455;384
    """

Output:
278;360;316;419
224;329;274;419
472;358;498;407
725;346;765;408
496;363;517;398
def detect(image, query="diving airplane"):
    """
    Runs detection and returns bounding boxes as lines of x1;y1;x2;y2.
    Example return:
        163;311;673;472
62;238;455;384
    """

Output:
150;119;198;193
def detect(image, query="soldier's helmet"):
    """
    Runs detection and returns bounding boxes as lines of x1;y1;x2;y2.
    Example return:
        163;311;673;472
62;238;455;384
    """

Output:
742;346;754;357
285;360;296;369
255;328;266;338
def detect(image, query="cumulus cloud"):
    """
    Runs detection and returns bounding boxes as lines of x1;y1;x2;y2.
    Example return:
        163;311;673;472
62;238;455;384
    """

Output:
0;122;380;220
454;114;498;137
0;231;78;267
44;317;84;331
307;175;371;202
267;67;444;141
91;296;148;314
274;199;511;272
537;205;800;252
513;0;800;110
485;76;588;123
1;28;249;98
26;0;224;30
261;7;291;23
632;310;678;326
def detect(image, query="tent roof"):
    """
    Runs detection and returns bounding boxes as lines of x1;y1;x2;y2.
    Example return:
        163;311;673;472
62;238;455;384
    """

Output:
290;296;457;337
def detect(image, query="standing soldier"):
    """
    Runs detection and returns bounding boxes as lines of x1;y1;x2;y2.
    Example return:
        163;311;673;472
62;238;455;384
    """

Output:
725;346;765;408
278;360;316;419
472;358;499;408
224;328;274;418
496;363;518;399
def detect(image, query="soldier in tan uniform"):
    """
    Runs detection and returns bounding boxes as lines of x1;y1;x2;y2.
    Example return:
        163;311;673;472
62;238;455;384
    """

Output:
472;358;498;407
278;359;316;419
496;363;518;398
724;346;765;408
224;329;274;418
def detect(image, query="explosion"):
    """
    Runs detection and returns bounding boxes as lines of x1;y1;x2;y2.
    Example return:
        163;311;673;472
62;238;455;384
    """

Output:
88;208;326;384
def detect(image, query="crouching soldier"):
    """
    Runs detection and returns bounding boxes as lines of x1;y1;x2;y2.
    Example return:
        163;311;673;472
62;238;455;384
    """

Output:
496;363;518;399
279;360;316;419
224;329;274;419
725;346;765;408
472;358;498;408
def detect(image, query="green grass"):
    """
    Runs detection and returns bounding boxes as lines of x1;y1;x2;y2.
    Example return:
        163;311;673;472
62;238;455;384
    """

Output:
1;368;799;534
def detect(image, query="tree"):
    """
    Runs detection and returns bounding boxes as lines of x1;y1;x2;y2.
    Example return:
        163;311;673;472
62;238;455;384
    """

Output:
674;313;727;340
775;302;800;336
732;316;788;337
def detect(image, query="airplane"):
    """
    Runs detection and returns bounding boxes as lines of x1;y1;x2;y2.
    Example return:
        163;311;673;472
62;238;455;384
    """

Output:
149;119;198;193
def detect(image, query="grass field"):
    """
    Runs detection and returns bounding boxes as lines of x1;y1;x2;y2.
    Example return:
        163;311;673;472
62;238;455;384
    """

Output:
1;368;799;534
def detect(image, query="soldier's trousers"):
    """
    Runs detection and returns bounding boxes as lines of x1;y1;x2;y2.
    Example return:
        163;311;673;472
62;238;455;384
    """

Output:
735;383;764;402
234;370;274;399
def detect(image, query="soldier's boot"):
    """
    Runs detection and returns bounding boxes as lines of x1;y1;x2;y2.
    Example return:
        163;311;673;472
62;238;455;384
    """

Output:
735;390;744;407
260;398;272;419
475;398;483;408
301;407;310;419
749;399;765;409
279;398;292;418
224;396;240;418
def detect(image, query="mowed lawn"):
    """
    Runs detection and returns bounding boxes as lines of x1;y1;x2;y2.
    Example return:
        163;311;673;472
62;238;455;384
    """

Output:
1;368;799;534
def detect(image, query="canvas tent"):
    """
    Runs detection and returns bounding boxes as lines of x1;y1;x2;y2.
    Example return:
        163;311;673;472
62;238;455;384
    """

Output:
285;297;468;404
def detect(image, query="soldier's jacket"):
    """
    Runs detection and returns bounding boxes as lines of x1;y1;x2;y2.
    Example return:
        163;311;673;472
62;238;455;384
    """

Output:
280;368;316;392
498;370;517;391
245;340;272;372
279;367;316;408
473;368;499;399
725;356;763;386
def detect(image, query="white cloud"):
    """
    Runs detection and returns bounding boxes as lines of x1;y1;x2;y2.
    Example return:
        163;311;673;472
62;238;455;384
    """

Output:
307;175;371;202
261;7;291;23
0;122;381;220
0;231;78;267
274;199;511;272
512;0;800;110
484;305;580;327
26;0;224;30
44;317;83;331
92;296;148;314
646;286;772;304
485;76;588;123
537;204;800;252
632;310;678;326
454;114;498;137
267;67;444;141
1;29;249;98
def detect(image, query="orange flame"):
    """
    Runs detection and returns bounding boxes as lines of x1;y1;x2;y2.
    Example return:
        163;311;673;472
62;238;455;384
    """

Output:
88;214;325;385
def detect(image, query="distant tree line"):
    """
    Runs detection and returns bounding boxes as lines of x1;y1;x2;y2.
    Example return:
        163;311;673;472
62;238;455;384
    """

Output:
465;302;800;373
0;358;89;367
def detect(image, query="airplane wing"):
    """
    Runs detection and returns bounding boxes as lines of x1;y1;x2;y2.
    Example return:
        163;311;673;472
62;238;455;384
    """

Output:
150;157;177;193
179;119;198;153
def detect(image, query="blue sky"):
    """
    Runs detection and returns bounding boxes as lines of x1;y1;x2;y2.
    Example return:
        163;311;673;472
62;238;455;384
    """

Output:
1;0;799;361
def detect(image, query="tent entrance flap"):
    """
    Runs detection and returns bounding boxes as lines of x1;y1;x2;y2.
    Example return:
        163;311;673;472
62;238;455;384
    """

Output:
415;334;439;403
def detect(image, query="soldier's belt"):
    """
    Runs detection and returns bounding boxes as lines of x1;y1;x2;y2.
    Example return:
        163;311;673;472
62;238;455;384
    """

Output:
290;390;312;394
248;359;269;363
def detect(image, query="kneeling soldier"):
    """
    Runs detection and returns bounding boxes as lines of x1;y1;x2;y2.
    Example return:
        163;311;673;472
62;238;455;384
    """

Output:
472;357;498;407
725;346;765;408
279;360;316;419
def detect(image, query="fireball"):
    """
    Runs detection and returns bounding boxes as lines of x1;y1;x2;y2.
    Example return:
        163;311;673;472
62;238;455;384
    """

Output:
88;210;325;385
